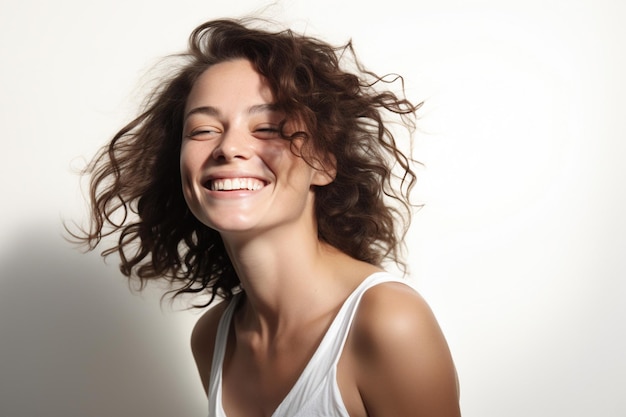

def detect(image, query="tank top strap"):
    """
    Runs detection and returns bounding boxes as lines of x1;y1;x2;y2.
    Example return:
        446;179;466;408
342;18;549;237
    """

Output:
208;293;242;417
309;272;406;374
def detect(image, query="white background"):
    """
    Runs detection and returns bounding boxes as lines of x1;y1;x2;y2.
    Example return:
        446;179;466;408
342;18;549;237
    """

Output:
1;0;624;416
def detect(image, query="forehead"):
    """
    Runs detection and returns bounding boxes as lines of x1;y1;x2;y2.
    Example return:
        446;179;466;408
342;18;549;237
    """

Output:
185;59;274;114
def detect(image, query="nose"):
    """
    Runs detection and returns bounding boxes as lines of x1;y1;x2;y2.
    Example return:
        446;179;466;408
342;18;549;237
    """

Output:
211;127;252;161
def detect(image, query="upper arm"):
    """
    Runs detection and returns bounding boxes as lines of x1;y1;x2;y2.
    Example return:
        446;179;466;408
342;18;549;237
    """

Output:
351;283;461;417
190;301;228;395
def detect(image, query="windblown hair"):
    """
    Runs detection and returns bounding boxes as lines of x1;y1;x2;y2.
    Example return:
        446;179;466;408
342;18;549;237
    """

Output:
74;18;422;307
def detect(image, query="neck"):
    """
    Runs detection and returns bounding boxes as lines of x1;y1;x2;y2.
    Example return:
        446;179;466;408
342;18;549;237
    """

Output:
220;227;376;337
224;227;334;308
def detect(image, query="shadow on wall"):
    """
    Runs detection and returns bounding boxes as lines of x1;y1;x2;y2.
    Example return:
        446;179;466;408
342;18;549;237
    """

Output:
0;225;206;417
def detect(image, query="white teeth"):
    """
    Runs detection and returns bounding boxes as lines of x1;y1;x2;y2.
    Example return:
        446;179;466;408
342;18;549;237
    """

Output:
210;177;265;191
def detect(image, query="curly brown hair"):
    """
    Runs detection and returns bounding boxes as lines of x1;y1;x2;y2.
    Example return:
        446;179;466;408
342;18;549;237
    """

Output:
72;18;422;307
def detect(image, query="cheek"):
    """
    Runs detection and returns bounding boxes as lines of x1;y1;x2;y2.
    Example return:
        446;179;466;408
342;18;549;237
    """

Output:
179;142;204;198
281;156;318;190
180;140;209;175
261;144;305;179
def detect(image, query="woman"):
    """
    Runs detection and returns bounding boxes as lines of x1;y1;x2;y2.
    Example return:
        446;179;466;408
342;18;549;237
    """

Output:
77;18;461;417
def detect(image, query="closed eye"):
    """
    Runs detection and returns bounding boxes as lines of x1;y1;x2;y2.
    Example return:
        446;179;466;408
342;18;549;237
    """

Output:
185;128;220;140
253;126;281;139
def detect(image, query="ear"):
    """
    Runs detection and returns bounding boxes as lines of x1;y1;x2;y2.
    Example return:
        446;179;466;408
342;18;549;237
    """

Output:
311;153;337;186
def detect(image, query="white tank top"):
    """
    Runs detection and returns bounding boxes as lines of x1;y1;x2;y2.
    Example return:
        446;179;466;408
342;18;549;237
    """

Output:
207;272;406;417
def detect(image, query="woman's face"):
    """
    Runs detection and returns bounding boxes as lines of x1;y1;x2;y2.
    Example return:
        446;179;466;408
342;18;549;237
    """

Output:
180;59;333;238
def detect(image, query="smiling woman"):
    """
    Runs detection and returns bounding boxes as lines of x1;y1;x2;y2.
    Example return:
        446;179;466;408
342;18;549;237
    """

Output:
180;59;334;239
72;18;461;417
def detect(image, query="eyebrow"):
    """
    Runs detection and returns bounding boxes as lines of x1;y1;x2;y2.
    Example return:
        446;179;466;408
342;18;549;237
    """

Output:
183;103;280;122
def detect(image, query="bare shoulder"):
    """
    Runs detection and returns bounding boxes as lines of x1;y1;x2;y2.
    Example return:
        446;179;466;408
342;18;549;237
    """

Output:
354;281;442;344
190;299;230;395
349;281;461;417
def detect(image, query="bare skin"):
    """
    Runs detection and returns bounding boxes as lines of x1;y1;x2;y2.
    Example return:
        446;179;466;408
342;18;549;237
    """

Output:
185;59;461;417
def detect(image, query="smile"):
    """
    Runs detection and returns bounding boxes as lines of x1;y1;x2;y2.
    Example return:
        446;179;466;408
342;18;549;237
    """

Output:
208;177;266;191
